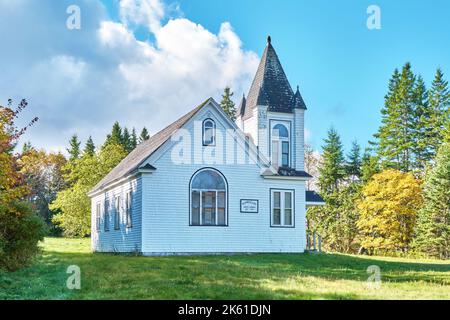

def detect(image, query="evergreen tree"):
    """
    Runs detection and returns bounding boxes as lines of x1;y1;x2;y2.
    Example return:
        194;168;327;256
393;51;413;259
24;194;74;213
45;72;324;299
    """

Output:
361;149;380;184
83;136;95;157
444;119;450;144
374;64;416;172
428;68;450;156
105;122;123;147
220;87;237;122
346;140;362;180
122;127;132;153
67;134;81;161
413;142;450;259
131;128;138;150
412;76;433;170
139;127;150;143
318;128;346;194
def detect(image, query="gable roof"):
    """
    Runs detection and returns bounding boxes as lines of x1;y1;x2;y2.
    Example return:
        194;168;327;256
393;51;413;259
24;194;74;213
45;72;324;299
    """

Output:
90;99;210;194
242;36;307;120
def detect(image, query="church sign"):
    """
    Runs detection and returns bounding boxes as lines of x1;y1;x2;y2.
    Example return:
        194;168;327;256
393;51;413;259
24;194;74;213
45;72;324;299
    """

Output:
240;199;259;213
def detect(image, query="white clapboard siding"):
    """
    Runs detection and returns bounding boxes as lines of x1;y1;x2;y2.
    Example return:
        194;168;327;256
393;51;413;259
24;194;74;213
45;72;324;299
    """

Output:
91;177;142;253
140;105;306;254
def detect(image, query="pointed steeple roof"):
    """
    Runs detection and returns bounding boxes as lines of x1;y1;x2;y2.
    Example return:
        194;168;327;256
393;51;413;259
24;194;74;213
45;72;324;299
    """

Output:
237;94;247;117
242;36;304;119
293;85;307;110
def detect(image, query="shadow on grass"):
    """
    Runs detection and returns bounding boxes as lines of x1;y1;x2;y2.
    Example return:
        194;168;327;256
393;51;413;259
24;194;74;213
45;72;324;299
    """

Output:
2;249;449;300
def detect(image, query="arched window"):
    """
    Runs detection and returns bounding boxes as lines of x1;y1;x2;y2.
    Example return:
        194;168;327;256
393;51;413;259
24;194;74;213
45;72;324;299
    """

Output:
202;119;216;146
190;168;227;226
272;124;289;138
271;123;290;168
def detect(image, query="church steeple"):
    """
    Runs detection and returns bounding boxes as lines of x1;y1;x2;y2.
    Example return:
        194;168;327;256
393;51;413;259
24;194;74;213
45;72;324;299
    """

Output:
242;36;305;120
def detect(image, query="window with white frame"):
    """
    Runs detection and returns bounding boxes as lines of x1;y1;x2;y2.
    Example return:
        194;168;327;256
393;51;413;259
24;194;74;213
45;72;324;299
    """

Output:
190;168;227;226
202;119;216;146
114;196;120;230
96;202;101;231
104;199;110;232
271;189;294;227
125;191;132;228
271;123;290;168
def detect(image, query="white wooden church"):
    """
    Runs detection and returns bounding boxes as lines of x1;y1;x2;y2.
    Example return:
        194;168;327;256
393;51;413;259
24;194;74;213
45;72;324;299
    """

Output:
89;36;324;254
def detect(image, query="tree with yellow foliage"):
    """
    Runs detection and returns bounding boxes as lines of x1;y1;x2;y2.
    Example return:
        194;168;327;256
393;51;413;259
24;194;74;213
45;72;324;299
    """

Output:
357;169;422;253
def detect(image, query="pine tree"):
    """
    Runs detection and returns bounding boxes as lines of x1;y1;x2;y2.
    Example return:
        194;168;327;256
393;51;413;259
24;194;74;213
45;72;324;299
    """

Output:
360;149;380;184
139;127;150;143
131;128;138;150
413;142;450;259
122;127;132;153
412;76;433;170
318;128;346;195
83;136;95;157
374;64;416;172
105;122;123;147
220;87;237;122
346;140;362;180
67;134;81;161
428;68;450;156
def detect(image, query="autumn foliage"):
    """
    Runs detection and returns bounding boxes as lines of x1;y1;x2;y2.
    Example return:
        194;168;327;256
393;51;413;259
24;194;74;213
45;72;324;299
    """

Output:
357;170;422;253
0;100;45;271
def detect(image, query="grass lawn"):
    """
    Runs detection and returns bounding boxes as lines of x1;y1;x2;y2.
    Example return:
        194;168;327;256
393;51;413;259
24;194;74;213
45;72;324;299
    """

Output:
1;237;449;300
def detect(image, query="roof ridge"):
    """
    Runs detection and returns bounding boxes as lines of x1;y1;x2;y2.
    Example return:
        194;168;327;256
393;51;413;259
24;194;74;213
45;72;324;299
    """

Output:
90;98;211;194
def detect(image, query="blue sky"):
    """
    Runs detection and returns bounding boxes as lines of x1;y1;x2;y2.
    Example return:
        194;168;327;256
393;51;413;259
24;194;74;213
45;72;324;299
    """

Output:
1;0;449;153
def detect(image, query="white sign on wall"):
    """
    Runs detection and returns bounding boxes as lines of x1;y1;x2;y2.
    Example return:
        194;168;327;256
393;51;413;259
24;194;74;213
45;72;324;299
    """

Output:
240;199;259;213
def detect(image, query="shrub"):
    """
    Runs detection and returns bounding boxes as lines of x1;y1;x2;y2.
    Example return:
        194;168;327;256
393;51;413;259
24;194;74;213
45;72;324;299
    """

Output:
0;201;46;271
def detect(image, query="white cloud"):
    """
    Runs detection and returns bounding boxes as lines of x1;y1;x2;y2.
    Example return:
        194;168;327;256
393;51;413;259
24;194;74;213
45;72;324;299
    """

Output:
0;0;259;152
119;0;165;33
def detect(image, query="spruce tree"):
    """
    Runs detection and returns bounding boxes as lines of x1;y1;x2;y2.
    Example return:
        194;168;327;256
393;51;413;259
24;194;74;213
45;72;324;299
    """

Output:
131;128;138;150
428;68;450;156
139;127;150;143
83;136;95;157
67;134;81;161
122;127;132;153
374;64;416;172
220;87;237;122
318;127;346;194
413;142;450;259
346;140;362;180
412;76;433;170
105;122;123;147
360;150;380;184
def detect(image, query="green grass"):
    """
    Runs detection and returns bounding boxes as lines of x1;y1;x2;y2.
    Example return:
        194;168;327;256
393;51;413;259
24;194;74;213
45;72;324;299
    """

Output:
1;237;449;300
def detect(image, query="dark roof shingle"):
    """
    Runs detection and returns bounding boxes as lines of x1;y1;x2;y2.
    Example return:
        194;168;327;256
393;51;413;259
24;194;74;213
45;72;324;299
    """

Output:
242;37;307;120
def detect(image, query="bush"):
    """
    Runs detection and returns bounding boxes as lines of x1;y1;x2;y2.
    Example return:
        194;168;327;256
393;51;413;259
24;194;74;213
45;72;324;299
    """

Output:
0;201;46;271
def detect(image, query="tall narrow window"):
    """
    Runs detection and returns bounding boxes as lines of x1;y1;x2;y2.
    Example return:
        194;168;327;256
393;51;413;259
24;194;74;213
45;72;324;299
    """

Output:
271;189;294;227
125;191;132;228
203;119;216;146
104;199;110;232
114;196;120;230
271;123;290;168
96;202;101;231
190;168;227;226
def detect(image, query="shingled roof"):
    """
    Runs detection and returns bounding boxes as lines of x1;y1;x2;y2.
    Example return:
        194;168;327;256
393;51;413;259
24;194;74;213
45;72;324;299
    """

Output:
90;99;210;194
242;36;307;120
